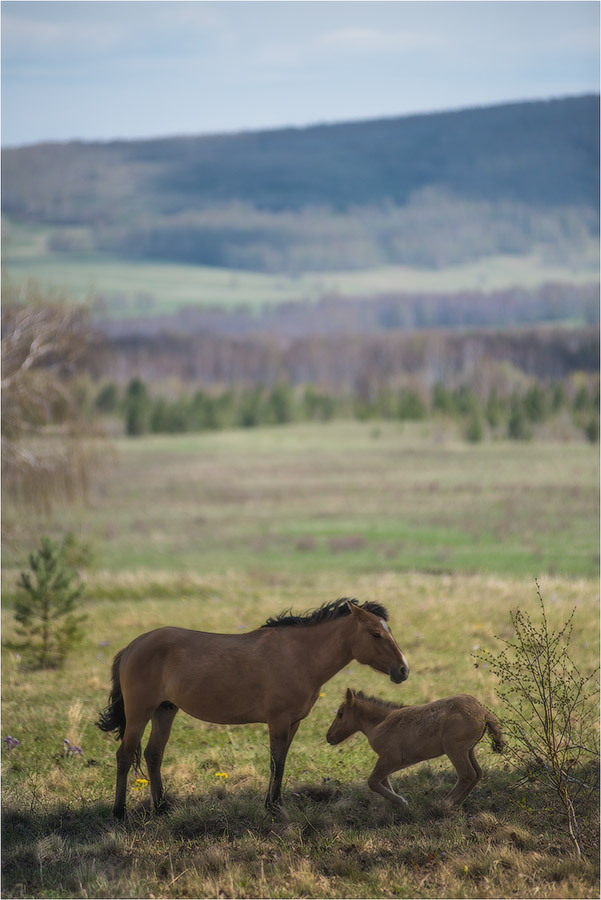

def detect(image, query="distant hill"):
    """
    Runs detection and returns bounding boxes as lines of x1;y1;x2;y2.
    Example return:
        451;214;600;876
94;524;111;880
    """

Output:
2;95;599;273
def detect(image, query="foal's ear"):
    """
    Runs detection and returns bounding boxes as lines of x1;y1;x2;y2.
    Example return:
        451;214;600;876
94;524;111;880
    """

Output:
345;687;355;705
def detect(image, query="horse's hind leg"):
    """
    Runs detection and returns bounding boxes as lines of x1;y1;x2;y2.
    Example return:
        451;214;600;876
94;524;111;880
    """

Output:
443;745;480;808
145;702;178;813
114;715;150;820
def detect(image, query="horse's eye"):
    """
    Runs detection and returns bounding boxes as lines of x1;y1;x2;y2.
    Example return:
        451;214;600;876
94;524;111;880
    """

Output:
337;710;343;718
371;632;382;639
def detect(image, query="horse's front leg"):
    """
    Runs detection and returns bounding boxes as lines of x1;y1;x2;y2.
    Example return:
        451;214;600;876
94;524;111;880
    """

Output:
265;719;300;811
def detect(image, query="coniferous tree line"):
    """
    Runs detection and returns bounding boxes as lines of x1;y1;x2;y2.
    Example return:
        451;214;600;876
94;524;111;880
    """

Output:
94;375;600;443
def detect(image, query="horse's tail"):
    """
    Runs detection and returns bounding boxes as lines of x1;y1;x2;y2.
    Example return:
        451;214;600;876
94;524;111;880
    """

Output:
96;647;142;772
484;710;506;753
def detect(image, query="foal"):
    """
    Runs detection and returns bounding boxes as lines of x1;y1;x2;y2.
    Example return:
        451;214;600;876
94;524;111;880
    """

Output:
327;689;504;809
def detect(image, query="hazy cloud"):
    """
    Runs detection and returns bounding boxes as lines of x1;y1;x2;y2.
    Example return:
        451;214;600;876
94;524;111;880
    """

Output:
318;26;444;54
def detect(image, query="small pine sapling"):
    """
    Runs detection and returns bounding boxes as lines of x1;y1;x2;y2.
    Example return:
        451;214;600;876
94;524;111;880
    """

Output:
13;536;87;669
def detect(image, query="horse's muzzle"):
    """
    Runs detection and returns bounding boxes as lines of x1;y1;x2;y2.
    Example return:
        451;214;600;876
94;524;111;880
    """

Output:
390;664;409;684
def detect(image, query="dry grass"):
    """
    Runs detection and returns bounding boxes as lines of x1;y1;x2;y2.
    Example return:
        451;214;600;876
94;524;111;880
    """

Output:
2;570;599;898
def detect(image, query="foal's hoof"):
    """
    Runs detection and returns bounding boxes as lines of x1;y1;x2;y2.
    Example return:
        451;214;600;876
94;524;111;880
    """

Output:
391;804;413;823
113;807;126;821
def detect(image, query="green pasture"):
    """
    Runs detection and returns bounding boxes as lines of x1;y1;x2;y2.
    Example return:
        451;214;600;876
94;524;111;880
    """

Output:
3;219;599;316
3;421;598;579
2;423;599;898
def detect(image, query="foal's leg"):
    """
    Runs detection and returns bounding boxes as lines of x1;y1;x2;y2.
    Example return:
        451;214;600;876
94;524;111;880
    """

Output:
442;746;480;808
367;758;409;808
266;718;300;810
144;702;178;813
113;713;151;820
469;747;482;784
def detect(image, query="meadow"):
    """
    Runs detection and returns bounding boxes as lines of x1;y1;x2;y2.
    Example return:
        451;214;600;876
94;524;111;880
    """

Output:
3;219;599;317
2;422;599;898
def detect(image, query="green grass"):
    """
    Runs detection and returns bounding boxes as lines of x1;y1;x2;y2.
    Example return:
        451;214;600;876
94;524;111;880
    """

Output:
2;423;599;897
2;572;599;898
3;421;598;580
3;219;599;317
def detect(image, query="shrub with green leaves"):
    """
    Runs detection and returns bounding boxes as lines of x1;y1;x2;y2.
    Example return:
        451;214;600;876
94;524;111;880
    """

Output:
476;582;600;857
12;536;87;669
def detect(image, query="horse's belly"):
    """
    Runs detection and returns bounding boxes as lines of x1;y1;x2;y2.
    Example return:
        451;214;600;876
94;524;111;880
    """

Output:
167;668;268;725
177;698;267;726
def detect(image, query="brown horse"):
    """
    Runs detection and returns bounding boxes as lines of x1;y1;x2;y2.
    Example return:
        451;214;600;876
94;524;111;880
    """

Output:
97;599;409;818
326;689;504;809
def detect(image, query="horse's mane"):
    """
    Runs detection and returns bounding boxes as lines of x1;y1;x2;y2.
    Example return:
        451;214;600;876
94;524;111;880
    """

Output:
262;598;389;629
353;690;406;711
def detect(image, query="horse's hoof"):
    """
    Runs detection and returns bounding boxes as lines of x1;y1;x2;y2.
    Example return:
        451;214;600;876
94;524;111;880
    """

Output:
113;807;126;821
265;800;284;818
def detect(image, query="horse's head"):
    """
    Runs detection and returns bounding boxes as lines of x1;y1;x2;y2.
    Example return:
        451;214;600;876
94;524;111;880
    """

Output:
326;688;359;744
347;602;409;684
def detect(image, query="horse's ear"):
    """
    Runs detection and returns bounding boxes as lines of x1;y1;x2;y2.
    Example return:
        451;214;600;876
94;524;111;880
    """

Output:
345;688;355;705
348;601;369;622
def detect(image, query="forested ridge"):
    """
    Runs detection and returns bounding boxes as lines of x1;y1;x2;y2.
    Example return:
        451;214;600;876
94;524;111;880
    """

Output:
3;95;599;273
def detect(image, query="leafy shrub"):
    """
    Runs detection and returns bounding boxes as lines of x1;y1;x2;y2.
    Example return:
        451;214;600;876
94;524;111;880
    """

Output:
476;583;600;857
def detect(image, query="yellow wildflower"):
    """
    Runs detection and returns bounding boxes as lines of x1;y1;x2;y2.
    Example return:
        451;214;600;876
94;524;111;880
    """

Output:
215;772;229;779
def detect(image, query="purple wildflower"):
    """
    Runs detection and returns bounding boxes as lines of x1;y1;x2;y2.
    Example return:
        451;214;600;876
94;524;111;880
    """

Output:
3;736;20;749
64;739;82;757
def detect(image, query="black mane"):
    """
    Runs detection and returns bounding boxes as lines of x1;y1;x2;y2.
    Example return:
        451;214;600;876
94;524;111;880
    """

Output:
262;598;389;629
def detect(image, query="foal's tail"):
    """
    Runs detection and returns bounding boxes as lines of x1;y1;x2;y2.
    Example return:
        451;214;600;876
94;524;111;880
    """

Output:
96;648;143;772
484;710;506;754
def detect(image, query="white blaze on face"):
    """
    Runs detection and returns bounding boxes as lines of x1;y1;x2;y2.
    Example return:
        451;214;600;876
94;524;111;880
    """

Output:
381;617;409;672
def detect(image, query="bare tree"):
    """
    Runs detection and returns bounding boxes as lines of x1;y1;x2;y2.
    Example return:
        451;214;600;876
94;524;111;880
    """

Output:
2;282;101;513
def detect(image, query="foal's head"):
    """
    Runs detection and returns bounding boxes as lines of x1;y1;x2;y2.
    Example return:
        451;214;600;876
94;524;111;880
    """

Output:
347;602;409;684
326;688;362;745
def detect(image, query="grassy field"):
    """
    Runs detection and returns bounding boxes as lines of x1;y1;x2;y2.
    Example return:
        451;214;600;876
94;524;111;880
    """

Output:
3;421;598;579
2;423;599;898
2;572;599;899
3;219;599;316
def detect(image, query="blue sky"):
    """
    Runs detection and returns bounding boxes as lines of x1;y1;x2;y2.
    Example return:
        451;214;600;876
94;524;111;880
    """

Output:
2;1;599;147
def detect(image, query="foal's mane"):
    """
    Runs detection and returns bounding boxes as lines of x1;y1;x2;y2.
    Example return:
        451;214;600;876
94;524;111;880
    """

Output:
262;598;389;629
353;690;406;711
